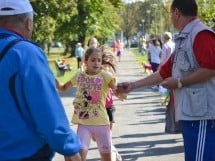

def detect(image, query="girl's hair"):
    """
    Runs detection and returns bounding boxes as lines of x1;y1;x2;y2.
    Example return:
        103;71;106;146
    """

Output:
102;48;117;73
84;47;101;61
152;39;161;47
87;37;99;47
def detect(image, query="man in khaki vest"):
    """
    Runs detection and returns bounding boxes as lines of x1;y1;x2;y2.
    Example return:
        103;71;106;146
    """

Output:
118;0;215;161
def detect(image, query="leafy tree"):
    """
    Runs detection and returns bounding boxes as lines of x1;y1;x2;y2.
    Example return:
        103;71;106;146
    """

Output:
120;0;171;41
198;0;215;30
85;0;123;44
121;2;141;42
30;0;123;56
65;0;123;56
31;0;56;54
31;0;77;54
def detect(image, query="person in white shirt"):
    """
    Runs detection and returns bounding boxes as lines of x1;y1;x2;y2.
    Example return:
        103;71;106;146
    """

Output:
160;32;175;67
75;42;84;69
148;39;162;90
148;39;161;73
159;32;181;134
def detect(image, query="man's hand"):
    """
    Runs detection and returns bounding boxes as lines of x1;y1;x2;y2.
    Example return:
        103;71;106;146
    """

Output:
64;153;82;161
160;77;178;90
117;82;132;93
114;82;133;100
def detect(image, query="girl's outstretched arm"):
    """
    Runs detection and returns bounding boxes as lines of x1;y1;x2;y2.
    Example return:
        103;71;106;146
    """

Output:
56;79;74;92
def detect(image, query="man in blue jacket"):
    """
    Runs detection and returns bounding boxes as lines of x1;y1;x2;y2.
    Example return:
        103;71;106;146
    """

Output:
0;0;81;160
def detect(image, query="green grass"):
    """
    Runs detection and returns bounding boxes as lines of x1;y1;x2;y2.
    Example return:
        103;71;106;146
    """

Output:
49;58;78;83
48;47;149;83
48;48;78;83
48;47;65;55
130;48;149;65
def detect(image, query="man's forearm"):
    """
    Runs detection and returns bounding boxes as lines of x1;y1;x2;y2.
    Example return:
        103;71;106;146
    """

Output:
131;72;163;90
181;68;215;87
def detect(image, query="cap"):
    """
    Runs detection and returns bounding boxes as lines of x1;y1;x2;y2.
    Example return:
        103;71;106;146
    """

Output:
163;32;172;40
77;42;81;46
0;0;34;16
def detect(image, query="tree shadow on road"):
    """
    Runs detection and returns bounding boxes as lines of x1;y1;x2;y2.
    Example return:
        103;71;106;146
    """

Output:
115;133;184;161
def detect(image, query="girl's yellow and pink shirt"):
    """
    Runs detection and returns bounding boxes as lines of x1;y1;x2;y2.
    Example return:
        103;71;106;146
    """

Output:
70;70;116;125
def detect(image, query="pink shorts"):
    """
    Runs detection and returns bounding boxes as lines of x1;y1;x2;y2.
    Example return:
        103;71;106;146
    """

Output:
77;125;111;153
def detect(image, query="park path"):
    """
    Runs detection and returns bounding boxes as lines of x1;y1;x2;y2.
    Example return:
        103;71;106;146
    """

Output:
53;49;184;161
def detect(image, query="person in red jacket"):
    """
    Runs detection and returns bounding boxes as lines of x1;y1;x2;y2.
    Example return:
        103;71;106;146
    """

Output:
117;0;215;161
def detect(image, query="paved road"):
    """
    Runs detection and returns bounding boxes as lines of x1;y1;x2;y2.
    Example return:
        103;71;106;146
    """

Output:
53;49;184;161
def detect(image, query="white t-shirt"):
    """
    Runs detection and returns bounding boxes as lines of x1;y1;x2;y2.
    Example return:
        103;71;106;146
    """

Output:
160;40;175;65
148;44;161;64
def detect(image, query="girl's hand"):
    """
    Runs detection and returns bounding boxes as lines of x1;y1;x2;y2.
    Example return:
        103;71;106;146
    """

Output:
113;90;127;101
113;84;129;101
117;82;132;93
55;78;61;89
56;80;73;92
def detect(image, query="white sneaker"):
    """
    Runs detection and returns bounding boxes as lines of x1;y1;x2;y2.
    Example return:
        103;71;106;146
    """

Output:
112;145;122;161
116;151;122;161
151;86;158;90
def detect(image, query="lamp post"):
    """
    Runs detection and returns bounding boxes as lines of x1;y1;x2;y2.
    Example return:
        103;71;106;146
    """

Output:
141;19;145;37
146;10;151;35
138;23;142;52
152;4;158;36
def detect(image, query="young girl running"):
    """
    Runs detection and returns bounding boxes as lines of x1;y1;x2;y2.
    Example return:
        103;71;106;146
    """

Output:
56;47;117;161
101;48;122;161
102;48;117;130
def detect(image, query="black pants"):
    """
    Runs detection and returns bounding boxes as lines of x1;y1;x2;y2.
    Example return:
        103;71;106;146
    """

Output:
22;144;54;161
77;57;82;69
106;106;116;123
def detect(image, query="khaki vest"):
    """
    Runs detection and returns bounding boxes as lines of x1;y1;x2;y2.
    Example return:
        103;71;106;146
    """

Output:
172;19;215;121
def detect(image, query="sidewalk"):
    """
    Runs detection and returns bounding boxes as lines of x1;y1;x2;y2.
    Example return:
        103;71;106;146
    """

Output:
53;49;184;161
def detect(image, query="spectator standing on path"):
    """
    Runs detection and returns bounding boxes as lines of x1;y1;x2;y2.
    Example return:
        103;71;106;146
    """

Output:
115;39;124;62
118;0;215;161
159;32;175;68
56;47;119;161
141;38;147;55
158;32;174;93
147;39;162;90
88;37;99;48
113;40;117;54
158;32;181;134
0;0;81;161
147;39;161;73
75;37;99;71
75;42;84;69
